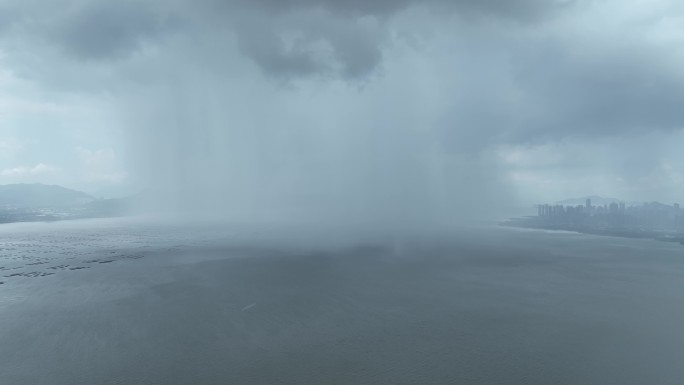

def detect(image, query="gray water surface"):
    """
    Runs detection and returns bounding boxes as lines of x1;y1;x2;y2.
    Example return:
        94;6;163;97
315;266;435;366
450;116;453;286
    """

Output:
1;219;684;384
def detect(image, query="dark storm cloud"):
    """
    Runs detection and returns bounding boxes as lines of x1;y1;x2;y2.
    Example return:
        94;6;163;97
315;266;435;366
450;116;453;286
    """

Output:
227;0;565;20
218;0;573;80
0;4;21;34
514;46;684;139
232;11;386;80
328;26;384;79
2;0;572;79
52;2;174;60
415;22;684;155
442;38;684;147
4;0;681;143
233;20;332;79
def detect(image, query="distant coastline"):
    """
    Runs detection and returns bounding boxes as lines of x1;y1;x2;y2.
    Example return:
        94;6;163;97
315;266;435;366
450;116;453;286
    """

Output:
502;197;684;245
0;207;122;225
501;218;684;245
0;184;132;225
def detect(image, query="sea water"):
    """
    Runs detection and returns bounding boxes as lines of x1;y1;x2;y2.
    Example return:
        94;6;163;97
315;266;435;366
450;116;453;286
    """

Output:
1;218;684;384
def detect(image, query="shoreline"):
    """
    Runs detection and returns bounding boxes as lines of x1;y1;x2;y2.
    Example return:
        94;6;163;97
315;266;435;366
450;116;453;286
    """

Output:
501;219;684;245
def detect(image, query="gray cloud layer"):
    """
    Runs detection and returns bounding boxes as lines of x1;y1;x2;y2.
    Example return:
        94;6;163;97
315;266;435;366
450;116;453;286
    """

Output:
52;1;172;60
2;0;683;219
2;0;573;78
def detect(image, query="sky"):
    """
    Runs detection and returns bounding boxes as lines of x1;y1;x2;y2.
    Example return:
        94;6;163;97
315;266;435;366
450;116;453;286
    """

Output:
1;0;684;220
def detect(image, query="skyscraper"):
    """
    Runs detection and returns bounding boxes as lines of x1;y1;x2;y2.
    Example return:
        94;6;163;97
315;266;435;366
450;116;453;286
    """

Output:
609;202;619;214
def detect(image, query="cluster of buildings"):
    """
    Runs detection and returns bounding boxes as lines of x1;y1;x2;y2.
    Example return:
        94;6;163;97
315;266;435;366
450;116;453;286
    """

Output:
538;199;631;217
536;198;683;229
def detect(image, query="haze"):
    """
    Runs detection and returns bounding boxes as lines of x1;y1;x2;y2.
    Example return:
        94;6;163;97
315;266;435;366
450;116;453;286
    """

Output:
1;0;683;223
5;2;684;384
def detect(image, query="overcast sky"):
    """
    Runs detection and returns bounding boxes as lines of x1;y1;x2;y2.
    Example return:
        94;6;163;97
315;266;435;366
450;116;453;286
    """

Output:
1;0;684;218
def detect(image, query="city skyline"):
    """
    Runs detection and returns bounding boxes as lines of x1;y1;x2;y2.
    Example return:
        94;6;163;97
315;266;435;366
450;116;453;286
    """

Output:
537;197;681;217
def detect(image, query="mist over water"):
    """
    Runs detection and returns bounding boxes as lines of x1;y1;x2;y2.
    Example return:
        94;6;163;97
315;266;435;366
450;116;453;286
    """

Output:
121;74;513;226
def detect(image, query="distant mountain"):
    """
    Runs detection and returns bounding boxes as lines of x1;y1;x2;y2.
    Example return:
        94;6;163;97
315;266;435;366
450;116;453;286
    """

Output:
0;184;94;208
